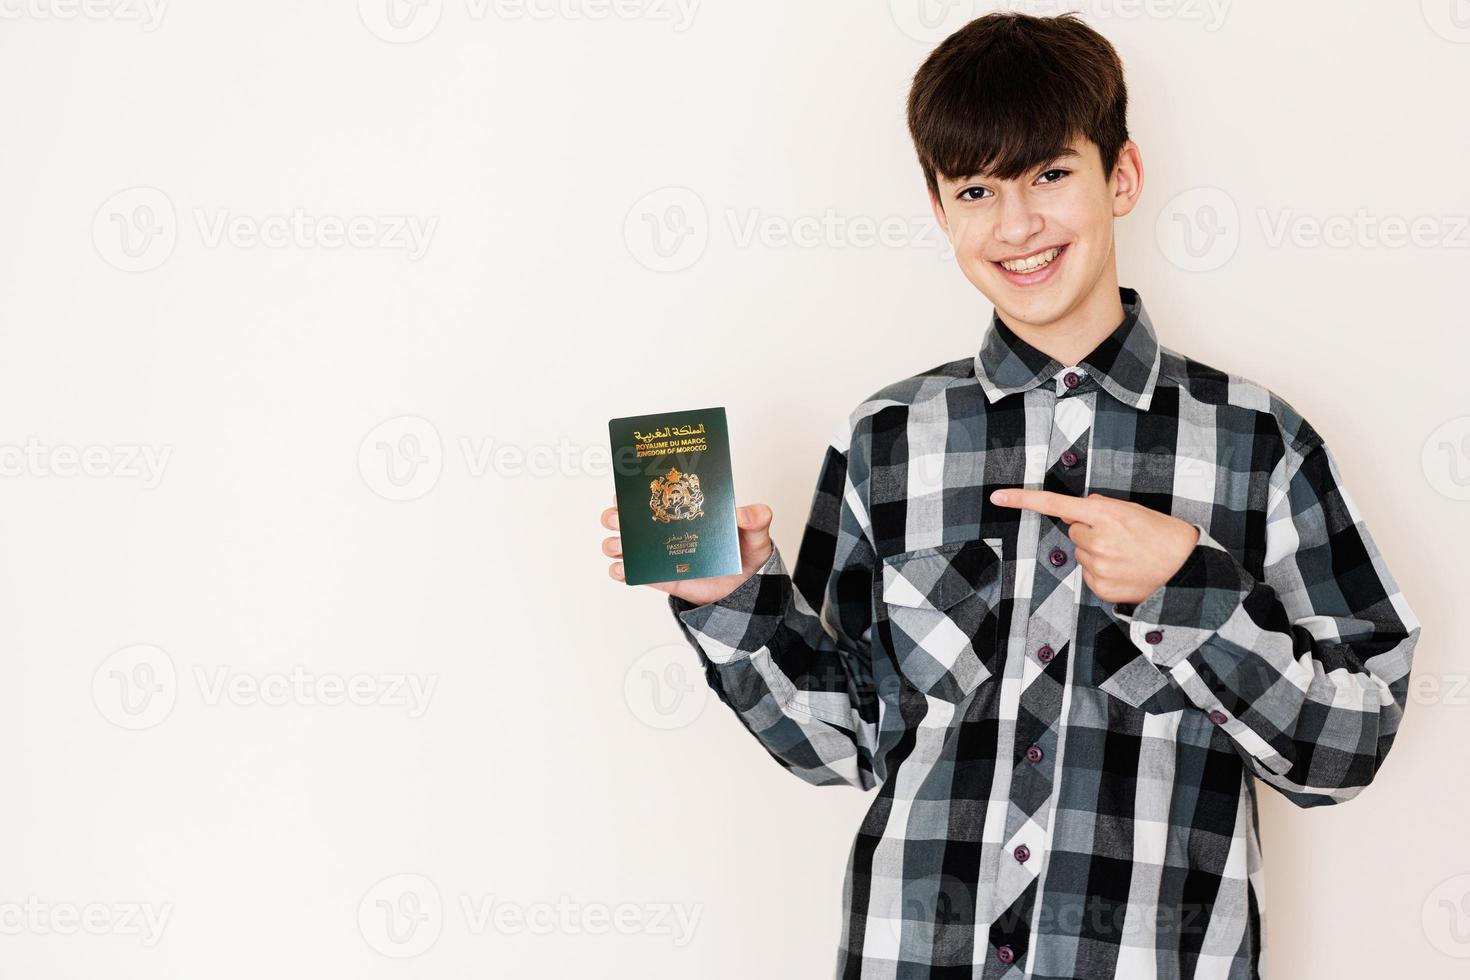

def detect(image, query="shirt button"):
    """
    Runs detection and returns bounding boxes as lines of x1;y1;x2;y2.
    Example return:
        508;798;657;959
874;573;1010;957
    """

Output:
1064;371;1081;389
1209;710;1229;725
1013;844;1030;863
1145;629;1164;644
1037;645;1055;664
1049;548;1067;567
997;945;1016;964
1060;449;1078;467
1025;745;1044;764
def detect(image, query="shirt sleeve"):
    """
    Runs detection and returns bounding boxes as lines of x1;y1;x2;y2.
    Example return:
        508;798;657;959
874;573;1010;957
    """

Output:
667;420;880;790
1108;432;1421;807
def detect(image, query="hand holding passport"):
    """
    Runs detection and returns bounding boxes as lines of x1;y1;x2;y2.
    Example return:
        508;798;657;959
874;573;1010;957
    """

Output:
602;406;773;603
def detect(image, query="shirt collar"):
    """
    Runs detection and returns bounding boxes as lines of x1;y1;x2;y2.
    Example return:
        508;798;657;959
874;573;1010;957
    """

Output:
974;286;1162;411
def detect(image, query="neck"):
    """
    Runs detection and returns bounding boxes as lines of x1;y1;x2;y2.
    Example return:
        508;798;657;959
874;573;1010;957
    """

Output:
999;271;1125;368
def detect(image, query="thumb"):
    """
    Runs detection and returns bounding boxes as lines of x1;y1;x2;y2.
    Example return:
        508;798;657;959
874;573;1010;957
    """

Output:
736;503;773;540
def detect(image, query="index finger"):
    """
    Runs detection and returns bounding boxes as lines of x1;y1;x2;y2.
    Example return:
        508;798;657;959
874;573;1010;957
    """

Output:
989;488;1098;525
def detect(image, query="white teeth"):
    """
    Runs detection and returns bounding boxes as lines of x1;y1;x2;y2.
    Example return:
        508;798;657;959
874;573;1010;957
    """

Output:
1000;246;1062;273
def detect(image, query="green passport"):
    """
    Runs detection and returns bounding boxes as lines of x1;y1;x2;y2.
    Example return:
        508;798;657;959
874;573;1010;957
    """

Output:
608;406;742;586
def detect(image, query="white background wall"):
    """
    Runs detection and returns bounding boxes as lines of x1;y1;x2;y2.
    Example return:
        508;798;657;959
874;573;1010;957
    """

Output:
0;1;1465;977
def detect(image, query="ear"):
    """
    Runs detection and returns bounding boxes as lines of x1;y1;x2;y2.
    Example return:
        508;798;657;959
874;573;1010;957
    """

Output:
1110;140;1144;219
927;188;951;238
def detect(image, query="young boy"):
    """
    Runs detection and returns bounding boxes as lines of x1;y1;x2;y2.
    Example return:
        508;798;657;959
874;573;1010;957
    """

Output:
600;12;1420;978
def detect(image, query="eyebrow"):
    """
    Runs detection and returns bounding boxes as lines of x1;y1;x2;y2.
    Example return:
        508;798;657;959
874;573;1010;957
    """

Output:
960;149;1082;182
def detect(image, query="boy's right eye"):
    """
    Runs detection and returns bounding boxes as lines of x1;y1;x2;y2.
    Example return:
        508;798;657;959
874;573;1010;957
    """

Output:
957;186;991;202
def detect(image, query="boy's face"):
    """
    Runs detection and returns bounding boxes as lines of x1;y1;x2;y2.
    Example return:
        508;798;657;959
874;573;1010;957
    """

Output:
928;136;1142;331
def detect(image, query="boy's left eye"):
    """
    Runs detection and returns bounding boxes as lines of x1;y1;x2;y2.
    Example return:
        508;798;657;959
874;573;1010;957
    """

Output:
1038;169;1070;184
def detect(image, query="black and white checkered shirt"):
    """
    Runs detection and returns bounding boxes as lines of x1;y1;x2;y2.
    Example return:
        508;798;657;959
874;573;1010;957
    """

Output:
668;286;1421;979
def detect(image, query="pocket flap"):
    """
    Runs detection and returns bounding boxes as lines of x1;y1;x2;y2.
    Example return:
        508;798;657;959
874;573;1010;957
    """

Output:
881;537;1002;611
1098;654;1172;709
1092;616;1186;712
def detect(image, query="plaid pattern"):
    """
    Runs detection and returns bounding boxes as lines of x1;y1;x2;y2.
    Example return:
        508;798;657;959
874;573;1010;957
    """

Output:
668;286;1420;979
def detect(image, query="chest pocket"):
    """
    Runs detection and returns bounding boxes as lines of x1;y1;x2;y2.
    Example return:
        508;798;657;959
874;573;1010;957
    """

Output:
878;536;1005;703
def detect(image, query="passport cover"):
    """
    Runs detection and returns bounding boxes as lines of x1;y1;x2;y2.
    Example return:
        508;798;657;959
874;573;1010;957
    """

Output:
608;406;742;586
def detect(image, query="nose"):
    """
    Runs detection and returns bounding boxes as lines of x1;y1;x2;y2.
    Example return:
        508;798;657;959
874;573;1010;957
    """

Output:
992;191;1043;252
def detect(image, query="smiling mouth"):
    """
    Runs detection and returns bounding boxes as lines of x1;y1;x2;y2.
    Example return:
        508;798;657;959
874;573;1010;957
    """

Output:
994;244;1067;273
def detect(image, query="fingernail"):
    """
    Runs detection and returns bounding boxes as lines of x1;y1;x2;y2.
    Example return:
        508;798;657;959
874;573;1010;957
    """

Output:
990;489;1009;505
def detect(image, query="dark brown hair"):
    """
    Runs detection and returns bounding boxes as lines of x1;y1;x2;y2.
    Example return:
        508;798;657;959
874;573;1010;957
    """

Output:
906;12;1129;201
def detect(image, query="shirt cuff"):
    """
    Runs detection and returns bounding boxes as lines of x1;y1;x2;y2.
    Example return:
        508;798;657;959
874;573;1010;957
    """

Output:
667;544;787;664
1106;522;1252;669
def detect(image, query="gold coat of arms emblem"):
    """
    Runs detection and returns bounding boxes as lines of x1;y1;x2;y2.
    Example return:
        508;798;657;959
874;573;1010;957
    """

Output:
649;466;704;523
